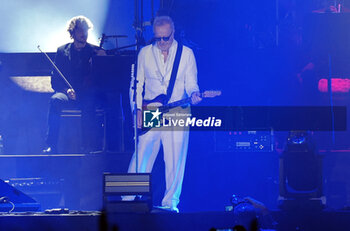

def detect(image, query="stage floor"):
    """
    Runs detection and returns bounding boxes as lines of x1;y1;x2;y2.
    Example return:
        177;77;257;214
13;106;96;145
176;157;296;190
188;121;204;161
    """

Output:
1;210;350;231
1;153;350;230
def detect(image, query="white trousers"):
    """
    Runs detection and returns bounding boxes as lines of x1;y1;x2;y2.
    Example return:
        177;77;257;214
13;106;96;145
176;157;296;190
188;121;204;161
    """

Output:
127;128;189;208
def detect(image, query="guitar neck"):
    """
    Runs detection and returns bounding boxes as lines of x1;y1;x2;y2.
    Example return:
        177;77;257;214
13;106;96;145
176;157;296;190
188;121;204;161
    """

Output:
158;91;220;112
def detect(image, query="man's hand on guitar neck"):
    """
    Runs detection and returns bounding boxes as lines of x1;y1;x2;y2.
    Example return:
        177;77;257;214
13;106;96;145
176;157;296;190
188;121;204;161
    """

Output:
191;91;202;105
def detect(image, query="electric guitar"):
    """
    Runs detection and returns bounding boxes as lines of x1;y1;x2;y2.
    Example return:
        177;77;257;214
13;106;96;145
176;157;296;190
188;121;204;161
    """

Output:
139;90;222;135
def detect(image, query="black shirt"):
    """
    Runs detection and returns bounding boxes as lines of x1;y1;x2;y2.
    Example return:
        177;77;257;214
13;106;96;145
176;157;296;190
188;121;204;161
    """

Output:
51;42;100;95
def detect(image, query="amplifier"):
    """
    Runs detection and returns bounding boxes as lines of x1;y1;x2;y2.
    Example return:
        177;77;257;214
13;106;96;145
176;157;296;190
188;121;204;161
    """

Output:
214;130;274;152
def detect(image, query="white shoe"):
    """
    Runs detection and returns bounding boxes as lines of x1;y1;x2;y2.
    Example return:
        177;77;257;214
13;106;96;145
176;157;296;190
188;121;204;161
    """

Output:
153;206;179;213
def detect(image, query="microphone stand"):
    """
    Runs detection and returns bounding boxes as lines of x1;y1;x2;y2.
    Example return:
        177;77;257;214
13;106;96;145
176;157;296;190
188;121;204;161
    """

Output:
131;58;139;174
132;0;146;173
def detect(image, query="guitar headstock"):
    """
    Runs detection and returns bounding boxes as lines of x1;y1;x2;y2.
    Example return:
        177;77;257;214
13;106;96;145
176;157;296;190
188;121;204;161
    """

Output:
202;90;222;98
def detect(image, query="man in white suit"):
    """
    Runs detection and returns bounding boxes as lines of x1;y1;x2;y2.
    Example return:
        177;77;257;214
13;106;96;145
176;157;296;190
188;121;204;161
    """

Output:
128;15;201;212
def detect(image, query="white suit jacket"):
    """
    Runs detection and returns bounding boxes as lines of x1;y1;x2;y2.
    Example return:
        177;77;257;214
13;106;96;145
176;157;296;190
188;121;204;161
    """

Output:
130;40;200;110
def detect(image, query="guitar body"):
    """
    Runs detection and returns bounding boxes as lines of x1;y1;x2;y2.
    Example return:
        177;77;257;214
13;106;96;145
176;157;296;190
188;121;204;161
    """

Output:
138;95;167;136
142;94;167;109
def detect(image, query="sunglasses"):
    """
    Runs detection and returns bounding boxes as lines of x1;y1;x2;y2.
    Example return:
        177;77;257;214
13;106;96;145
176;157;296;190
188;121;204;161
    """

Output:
154;32;173;42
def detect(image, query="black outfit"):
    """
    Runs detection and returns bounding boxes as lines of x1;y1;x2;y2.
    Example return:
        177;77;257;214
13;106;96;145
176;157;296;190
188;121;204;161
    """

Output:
46;42;100;152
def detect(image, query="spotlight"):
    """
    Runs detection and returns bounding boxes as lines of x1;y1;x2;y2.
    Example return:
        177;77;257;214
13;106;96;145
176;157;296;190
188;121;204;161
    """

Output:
279;131;324;210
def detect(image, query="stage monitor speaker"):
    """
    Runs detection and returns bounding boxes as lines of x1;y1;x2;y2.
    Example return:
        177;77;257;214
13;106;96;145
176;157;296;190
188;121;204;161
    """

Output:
103;173;152;213
0;179;40;212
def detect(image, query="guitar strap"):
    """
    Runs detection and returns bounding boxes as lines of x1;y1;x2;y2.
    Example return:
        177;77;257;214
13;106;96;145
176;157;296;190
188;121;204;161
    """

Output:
166;42;183;104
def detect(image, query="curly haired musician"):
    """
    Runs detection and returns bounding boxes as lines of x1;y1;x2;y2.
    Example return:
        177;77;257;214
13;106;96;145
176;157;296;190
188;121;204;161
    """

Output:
127;15;202;212
43;15;106;153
